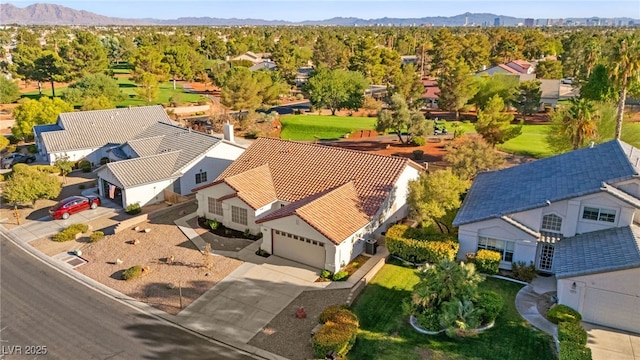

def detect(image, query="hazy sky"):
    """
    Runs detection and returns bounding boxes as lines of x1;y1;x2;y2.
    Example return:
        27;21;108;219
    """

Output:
5;0;640;21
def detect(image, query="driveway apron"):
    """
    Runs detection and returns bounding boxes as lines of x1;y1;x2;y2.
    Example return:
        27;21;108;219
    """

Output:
175;256;319;343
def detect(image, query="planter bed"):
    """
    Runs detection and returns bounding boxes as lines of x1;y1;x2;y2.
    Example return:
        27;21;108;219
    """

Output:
197;217;262;240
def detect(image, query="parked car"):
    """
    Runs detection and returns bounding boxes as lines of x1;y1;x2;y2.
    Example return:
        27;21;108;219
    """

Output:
561;77;574;85
1;152;36;169
49;195;101;220
434;127;448;135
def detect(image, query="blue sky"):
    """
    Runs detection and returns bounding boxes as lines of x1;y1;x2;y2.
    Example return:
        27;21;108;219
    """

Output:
5;1;640;21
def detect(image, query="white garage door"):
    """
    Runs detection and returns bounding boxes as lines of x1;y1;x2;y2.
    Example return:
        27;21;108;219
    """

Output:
582;287;640;333
273;230;326;269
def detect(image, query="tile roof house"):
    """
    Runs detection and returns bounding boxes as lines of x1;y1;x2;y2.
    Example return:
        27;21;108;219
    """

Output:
194;138;422;272
453;140;640;333
34;106;245;208
475;60;536;81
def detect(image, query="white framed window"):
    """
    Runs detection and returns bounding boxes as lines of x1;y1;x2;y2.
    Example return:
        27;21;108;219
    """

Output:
207;197;223;216
231;205;248;225
478;237;514;262
195;172;207;184
582;206;616;223
541;214;562;232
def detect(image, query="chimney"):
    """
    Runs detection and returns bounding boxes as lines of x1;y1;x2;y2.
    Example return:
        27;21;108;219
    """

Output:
223;121;235;143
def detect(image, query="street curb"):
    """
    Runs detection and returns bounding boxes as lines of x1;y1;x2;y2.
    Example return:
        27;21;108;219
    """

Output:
0;227;287;360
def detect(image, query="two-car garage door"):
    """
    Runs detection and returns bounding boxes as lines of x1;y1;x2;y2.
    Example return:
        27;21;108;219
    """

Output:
582;287;640;333
273;230;326;269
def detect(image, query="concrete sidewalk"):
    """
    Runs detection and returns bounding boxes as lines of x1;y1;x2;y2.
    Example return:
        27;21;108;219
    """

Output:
515;275;558;337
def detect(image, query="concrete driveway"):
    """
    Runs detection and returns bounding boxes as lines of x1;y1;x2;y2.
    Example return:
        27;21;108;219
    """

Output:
175;255;319;343
584;322;640;360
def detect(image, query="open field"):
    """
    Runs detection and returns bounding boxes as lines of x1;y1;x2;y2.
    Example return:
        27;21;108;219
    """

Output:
279;115;377;141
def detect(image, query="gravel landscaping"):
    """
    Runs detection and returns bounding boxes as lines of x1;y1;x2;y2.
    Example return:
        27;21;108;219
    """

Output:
248;289;351;360
72;207;243;315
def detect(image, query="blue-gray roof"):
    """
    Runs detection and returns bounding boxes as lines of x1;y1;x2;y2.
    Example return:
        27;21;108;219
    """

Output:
554;226;640;278
453;140;640;226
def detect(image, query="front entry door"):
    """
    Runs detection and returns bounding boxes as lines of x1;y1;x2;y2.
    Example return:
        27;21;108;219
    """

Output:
536;242;555;272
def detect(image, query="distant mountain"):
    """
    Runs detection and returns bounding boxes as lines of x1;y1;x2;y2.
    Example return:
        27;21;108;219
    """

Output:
0;3;637;26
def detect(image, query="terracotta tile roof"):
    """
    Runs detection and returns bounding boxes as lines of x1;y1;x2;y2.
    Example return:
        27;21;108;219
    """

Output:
496;64;521;74
223;164;277;210
256;182;370;244
201;138;417;243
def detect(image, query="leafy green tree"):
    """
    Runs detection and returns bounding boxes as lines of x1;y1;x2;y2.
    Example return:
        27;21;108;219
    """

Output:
134;72;159;104
130;46;170;81
82;96;115;111
437;58;478;120
0;135;8;152
10;45;42;91
200;33;227;60
610;33;640;139
254;70;287;107
12;97;73;141
305;68;368;115
581;64;616;103
472;74;519;110
64;73;123;105
390;63;424;109
460;32;490;72
221;67;261;113
547;97;599;152
535;59;563;79
32;51;69;98
375;93;429;144
0;77;20;104
312;33;349;70
475;95;521;146
488;28;525;64
444;136;505;180
101;35;134;65
515;80;542;121
59;31;108;78
54;155;73;183
163;45;193;90
429;28;463;76
407;168;470;231
3;164;62;207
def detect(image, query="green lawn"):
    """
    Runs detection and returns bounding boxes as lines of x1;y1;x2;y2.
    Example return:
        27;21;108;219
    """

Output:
348;261;555;360
279;115;377;141
456;122;552;158
21;76;203;107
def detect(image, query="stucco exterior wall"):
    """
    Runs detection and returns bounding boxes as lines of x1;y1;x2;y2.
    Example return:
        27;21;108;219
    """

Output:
180;142;245;195
123;179;174;207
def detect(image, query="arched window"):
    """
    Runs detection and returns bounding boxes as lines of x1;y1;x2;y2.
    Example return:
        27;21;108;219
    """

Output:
541;214;562;232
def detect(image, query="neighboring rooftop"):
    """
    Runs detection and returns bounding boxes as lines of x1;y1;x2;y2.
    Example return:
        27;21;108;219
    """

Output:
554;225;640;278
454;140;640;226
34;105;172;153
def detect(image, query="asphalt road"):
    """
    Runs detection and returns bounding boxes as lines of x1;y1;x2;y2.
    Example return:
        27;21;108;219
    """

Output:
0;236;256;360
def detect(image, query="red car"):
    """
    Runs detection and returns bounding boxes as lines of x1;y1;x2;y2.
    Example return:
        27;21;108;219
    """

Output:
49;195;101;220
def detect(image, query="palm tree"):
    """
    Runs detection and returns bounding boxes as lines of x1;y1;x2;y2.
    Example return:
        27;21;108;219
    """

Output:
610;34;640;139
562;97;598;150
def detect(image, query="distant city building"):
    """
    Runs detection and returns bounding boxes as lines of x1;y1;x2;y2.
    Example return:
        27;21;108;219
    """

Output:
524;18;534;27
546;18;553;26
494;17;501;27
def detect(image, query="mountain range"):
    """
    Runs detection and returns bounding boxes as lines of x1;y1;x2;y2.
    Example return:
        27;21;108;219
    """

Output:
0;3;637;26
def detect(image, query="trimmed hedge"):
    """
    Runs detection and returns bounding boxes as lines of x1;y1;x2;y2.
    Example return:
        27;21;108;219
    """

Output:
386;224;459;263
476;290;504;324
313;307;359;358
122;265;143;280
559;341;592;360
558;321;588;346
475;249;501;274
333;270;349;281
319;305;348;324
547;304;582;324
53;223;89;242
125;202;141;215
89;231;105;243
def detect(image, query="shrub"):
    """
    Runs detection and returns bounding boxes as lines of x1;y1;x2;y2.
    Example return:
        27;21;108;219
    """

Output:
558;321;587;346
415;309;440;331
122;265;143;280
313;307;359;358
76;159;91;170
475;249;501;274
411;137;426;146
33;165;58;173
559;341;592;360
476;291;504;324
125;203;141;215
511;261;537;282
0;174;4;182
385;226;459;263
320;269;332;279
332;270;349;281
27;144;37;153
89;231;105;243
244;228;251;237
78;184;86;190
197;97;209;106
81;163;92;173
99;157;110;165
53;223;89;242
319;305;348;324
547;304;582;324
413;149;424;160
207;219;219;230
255;248;270;257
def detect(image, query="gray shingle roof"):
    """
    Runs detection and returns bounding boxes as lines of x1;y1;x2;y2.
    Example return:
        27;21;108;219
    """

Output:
554;226;640;278
101;123;224;188
37;105;172;153
454;140;640;226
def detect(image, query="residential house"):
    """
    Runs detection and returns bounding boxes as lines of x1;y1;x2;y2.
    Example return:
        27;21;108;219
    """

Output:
34;106;245;208
194;138;422;272
453;140;640;333
249;60;277;72
476;60;536;81
231;51;271;64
